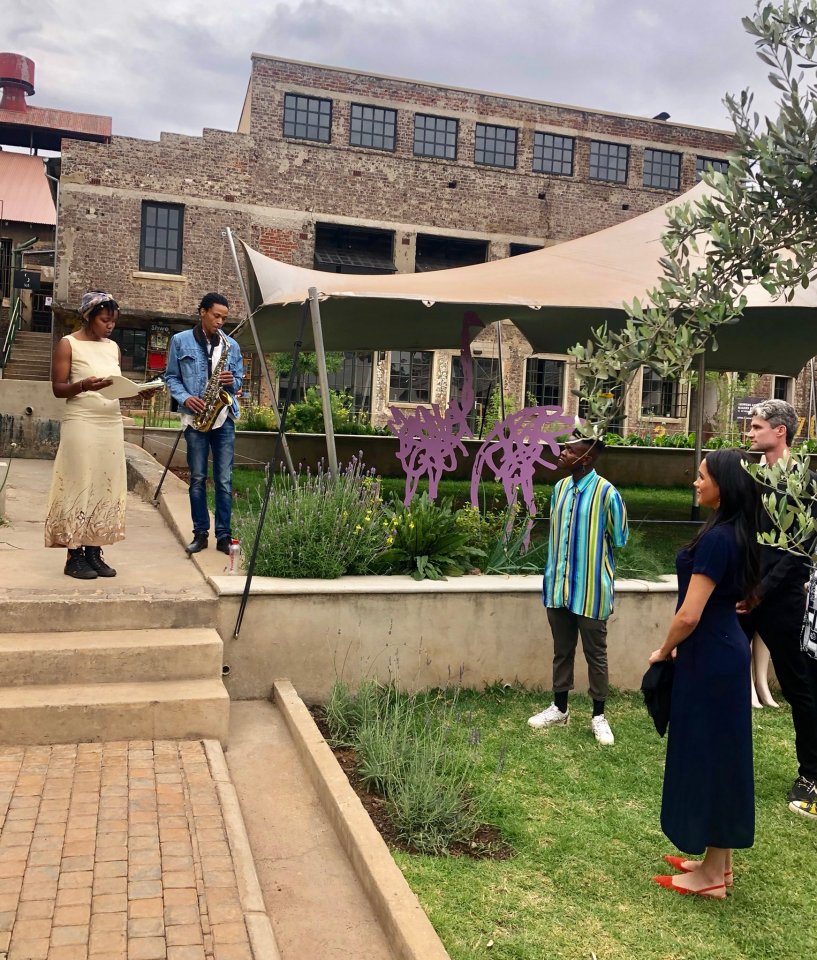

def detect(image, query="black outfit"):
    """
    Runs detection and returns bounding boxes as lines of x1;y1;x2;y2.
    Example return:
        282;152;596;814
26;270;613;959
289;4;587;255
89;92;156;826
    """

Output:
662;524;754;855
739;482;817;784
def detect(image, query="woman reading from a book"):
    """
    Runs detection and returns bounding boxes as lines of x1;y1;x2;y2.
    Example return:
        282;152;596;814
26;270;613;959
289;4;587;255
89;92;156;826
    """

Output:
45;291;127;579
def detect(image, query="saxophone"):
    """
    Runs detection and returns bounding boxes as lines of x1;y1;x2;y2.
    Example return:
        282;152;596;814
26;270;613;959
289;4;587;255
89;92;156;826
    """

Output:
192;331;232;431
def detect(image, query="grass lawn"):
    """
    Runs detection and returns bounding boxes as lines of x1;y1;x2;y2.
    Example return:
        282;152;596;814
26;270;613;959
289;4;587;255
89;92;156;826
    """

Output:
225;469;697;576
393;688;816;960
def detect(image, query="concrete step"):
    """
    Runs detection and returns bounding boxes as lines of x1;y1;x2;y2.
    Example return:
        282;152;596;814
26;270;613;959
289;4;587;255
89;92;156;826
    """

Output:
10;349;52;362
0;677;230;745
4;361;51;380
2;596;219;633
0;628;224;687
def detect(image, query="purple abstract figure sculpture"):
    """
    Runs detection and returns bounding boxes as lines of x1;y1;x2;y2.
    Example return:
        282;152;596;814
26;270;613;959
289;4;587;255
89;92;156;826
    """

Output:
389;312;484;505
470;406;576;545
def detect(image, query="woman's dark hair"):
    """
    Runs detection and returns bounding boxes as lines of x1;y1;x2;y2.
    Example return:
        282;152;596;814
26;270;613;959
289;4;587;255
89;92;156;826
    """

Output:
85;299;119;323
198;292;229;312
687;448;761;599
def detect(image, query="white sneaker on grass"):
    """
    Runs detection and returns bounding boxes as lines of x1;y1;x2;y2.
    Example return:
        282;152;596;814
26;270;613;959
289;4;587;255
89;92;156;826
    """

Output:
591;714;614;745
527;704;569;729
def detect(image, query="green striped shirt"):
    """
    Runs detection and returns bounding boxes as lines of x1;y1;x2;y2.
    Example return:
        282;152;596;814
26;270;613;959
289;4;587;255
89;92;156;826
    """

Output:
543;470;629;620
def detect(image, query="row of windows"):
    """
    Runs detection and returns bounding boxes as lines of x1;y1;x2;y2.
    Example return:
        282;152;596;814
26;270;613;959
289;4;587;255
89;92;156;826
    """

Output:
282;93;730;185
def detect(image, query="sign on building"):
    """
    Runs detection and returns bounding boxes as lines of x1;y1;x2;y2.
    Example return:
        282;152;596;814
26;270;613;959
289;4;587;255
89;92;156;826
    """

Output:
733;397;764;421
13;269;40;290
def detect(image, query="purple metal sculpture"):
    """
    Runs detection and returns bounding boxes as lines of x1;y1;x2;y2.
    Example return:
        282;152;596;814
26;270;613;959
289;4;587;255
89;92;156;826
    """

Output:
388;312;577;531
388;312;483;505
470;405;576;543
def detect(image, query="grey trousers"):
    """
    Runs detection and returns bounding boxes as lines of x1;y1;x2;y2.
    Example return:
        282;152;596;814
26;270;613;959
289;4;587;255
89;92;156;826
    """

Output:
547;606;609;701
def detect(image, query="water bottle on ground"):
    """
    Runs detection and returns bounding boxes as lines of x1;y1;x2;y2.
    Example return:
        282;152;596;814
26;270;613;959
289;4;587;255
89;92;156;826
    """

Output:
228;538;241;574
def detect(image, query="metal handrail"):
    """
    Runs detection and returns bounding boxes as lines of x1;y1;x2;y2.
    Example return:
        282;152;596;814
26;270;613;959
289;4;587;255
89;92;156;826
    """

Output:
0;298;23;369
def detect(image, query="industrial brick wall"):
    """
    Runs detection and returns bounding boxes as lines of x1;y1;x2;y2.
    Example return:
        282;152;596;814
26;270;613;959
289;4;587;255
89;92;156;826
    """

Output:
56;56;734;323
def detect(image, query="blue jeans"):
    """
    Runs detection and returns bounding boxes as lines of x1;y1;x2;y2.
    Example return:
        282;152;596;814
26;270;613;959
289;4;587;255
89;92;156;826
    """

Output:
185;420;235;541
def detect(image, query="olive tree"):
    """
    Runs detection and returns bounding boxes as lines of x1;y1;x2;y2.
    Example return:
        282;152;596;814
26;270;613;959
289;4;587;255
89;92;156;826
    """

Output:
570;0;817;556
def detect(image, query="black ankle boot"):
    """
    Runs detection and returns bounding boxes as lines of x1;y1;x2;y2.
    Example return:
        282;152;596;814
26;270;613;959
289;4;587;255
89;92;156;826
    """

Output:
85;546;117;577
64;548;98;580
185;532;209;554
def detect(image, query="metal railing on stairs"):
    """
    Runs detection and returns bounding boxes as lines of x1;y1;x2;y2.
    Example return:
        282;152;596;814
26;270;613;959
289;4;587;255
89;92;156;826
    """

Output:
0;298;22;370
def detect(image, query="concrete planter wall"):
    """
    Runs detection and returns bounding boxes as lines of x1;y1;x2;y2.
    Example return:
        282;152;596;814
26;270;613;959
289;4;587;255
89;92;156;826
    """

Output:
212;575;677;703
0;380;62;459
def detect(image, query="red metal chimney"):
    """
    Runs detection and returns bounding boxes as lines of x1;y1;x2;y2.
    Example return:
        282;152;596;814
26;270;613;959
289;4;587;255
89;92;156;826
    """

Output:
0;53;35;112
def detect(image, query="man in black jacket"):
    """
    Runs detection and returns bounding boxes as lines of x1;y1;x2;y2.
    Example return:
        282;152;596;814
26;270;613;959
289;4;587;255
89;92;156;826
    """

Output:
739;399;817;818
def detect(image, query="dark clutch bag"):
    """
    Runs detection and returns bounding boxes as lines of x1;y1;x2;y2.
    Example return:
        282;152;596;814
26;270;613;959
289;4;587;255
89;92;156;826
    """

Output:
640;659;674;737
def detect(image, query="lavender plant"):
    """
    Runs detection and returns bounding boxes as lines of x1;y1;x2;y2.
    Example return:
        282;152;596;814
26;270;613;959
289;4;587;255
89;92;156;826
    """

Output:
234;456;389;578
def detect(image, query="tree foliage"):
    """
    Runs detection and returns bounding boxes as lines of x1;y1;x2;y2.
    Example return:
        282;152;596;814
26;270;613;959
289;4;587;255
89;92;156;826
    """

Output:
570;1;817;560
571;0;817;437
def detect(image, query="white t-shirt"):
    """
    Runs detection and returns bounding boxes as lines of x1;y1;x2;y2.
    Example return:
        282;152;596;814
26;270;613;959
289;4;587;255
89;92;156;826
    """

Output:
180;337;231;432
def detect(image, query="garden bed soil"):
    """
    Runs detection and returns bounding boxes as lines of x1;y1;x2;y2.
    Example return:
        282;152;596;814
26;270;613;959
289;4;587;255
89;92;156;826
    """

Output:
309;707;512;861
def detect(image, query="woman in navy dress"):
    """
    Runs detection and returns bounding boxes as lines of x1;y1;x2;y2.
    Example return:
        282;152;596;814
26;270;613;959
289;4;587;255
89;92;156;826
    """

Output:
649;449;760;900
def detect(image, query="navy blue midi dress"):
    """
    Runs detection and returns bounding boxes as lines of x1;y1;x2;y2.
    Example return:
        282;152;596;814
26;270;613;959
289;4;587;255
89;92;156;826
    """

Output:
661;522;755;855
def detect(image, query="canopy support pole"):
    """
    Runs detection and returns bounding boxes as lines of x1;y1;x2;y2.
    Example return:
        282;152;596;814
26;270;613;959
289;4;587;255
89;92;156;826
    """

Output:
308;286;339;477
233;299;310;640
225;227;296;480
690;351;706;521
495;321;506;422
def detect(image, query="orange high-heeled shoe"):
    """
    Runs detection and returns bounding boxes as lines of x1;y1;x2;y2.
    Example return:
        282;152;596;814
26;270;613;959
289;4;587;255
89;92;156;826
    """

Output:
654;874;727;900
663;855;734;887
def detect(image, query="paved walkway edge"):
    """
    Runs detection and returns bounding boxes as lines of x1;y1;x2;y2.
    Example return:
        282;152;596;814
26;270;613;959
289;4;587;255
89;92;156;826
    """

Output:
203;739;283;960
272;679;452;960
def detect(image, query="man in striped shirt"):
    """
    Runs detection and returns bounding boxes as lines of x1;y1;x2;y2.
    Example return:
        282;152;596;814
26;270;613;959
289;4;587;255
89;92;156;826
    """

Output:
528;436;628;744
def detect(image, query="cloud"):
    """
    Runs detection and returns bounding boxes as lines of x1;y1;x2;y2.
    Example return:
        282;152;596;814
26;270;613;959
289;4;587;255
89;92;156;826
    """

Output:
2;0;780;139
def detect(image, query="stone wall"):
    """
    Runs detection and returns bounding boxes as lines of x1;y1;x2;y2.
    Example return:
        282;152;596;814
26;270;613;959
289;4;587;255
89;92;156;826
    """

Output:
55;55;741;429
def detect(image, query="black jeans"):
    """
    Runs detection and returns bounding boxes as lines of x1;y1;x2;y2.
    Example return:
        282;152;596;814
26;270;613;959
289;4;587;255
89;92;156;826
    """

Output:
741;593;817;783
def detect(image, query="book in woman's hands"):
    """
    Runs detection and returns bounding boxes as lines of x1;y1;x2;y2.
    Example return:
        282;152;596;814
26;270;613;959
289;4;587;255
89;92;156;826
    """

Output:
98;376;165;400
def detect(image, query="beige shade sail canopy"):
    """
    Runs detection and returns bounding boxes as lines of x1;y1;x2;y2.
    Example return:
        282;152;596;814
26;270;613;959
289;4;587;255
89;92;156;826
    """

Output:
239;181;817;375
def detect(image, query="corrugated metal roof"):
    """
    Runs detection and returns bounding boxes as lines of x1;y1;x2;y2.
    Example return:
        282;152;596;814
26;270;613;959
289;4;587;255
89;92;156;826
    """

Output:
0;152;56;225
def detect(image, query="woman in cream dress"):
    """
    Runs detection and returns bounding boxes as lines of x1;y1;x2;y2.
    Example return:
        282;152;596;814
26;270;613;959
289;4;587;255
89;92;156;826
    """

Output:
45;291;126;579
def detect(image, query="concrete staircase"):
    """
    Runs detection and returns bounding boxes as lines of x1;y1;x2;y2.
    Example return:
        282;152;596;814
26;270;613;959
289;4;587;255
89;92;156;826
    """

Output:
0;627;229;745
3;330;52;380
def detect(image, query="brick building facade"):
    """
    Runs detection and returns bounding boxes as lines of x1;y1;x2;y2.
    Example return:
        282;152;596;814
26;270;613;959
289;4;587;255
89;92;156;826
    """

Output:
55;55;807;436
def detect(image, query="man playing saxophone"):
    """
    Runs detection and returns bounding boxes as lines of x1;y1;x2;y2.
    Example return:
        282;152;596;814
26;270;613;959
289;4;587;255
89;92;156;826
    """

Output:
165;293;244;555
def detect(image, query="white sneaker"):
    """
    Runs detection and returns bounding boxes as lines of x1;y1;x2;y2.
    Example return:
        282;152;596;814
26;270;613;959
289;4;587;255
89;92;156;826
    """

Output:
528;704;569;729
591;714;614;745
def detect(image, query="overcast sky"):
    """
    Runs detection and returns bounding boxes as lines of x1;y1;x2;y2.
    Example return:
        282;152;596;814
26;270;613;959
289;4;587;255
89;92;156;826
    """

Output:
6;0;781;140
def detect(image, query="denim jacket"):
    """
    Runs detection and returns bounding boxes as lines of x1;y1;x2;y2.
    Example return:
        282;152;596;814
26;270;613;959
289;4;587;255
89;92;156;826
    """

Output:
164;328;244;420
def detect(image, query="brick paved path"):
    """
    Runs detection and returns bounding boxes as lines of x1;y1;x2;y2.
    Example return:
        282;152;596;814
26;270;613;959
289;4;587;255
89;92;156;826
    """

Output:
0;741;253;960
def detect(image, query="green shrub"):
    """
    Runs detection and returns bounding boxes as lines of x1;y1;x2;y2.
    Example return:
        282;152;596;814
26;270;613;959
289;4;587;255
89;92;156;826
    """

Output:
613;527;665;581
376;493;485;580
234;458;388;578
324;678;382;748
333;681;493;854
285;387;387;435
237;403;279;431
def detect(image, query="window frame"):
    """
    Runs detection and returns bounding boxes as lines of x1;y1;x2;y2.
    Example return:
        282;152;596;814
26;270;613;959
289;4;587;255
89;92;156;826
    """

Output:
349;102;397;152
589;140;629;184
524;356;566;408
474;122;518;169
695;155;730;180
640;367;687;419
413;113;458;160
643;148;682;190
772;375;794;403
139;201;184;275
388;349;434;404
110;326;148;374
532;131;575;177
283;92;333;143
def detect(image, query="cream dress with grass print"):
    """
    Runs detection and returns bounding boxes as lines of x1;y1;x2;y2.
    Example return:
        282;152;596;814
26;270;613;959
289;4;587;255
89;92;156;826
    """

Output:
45;335;127;548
